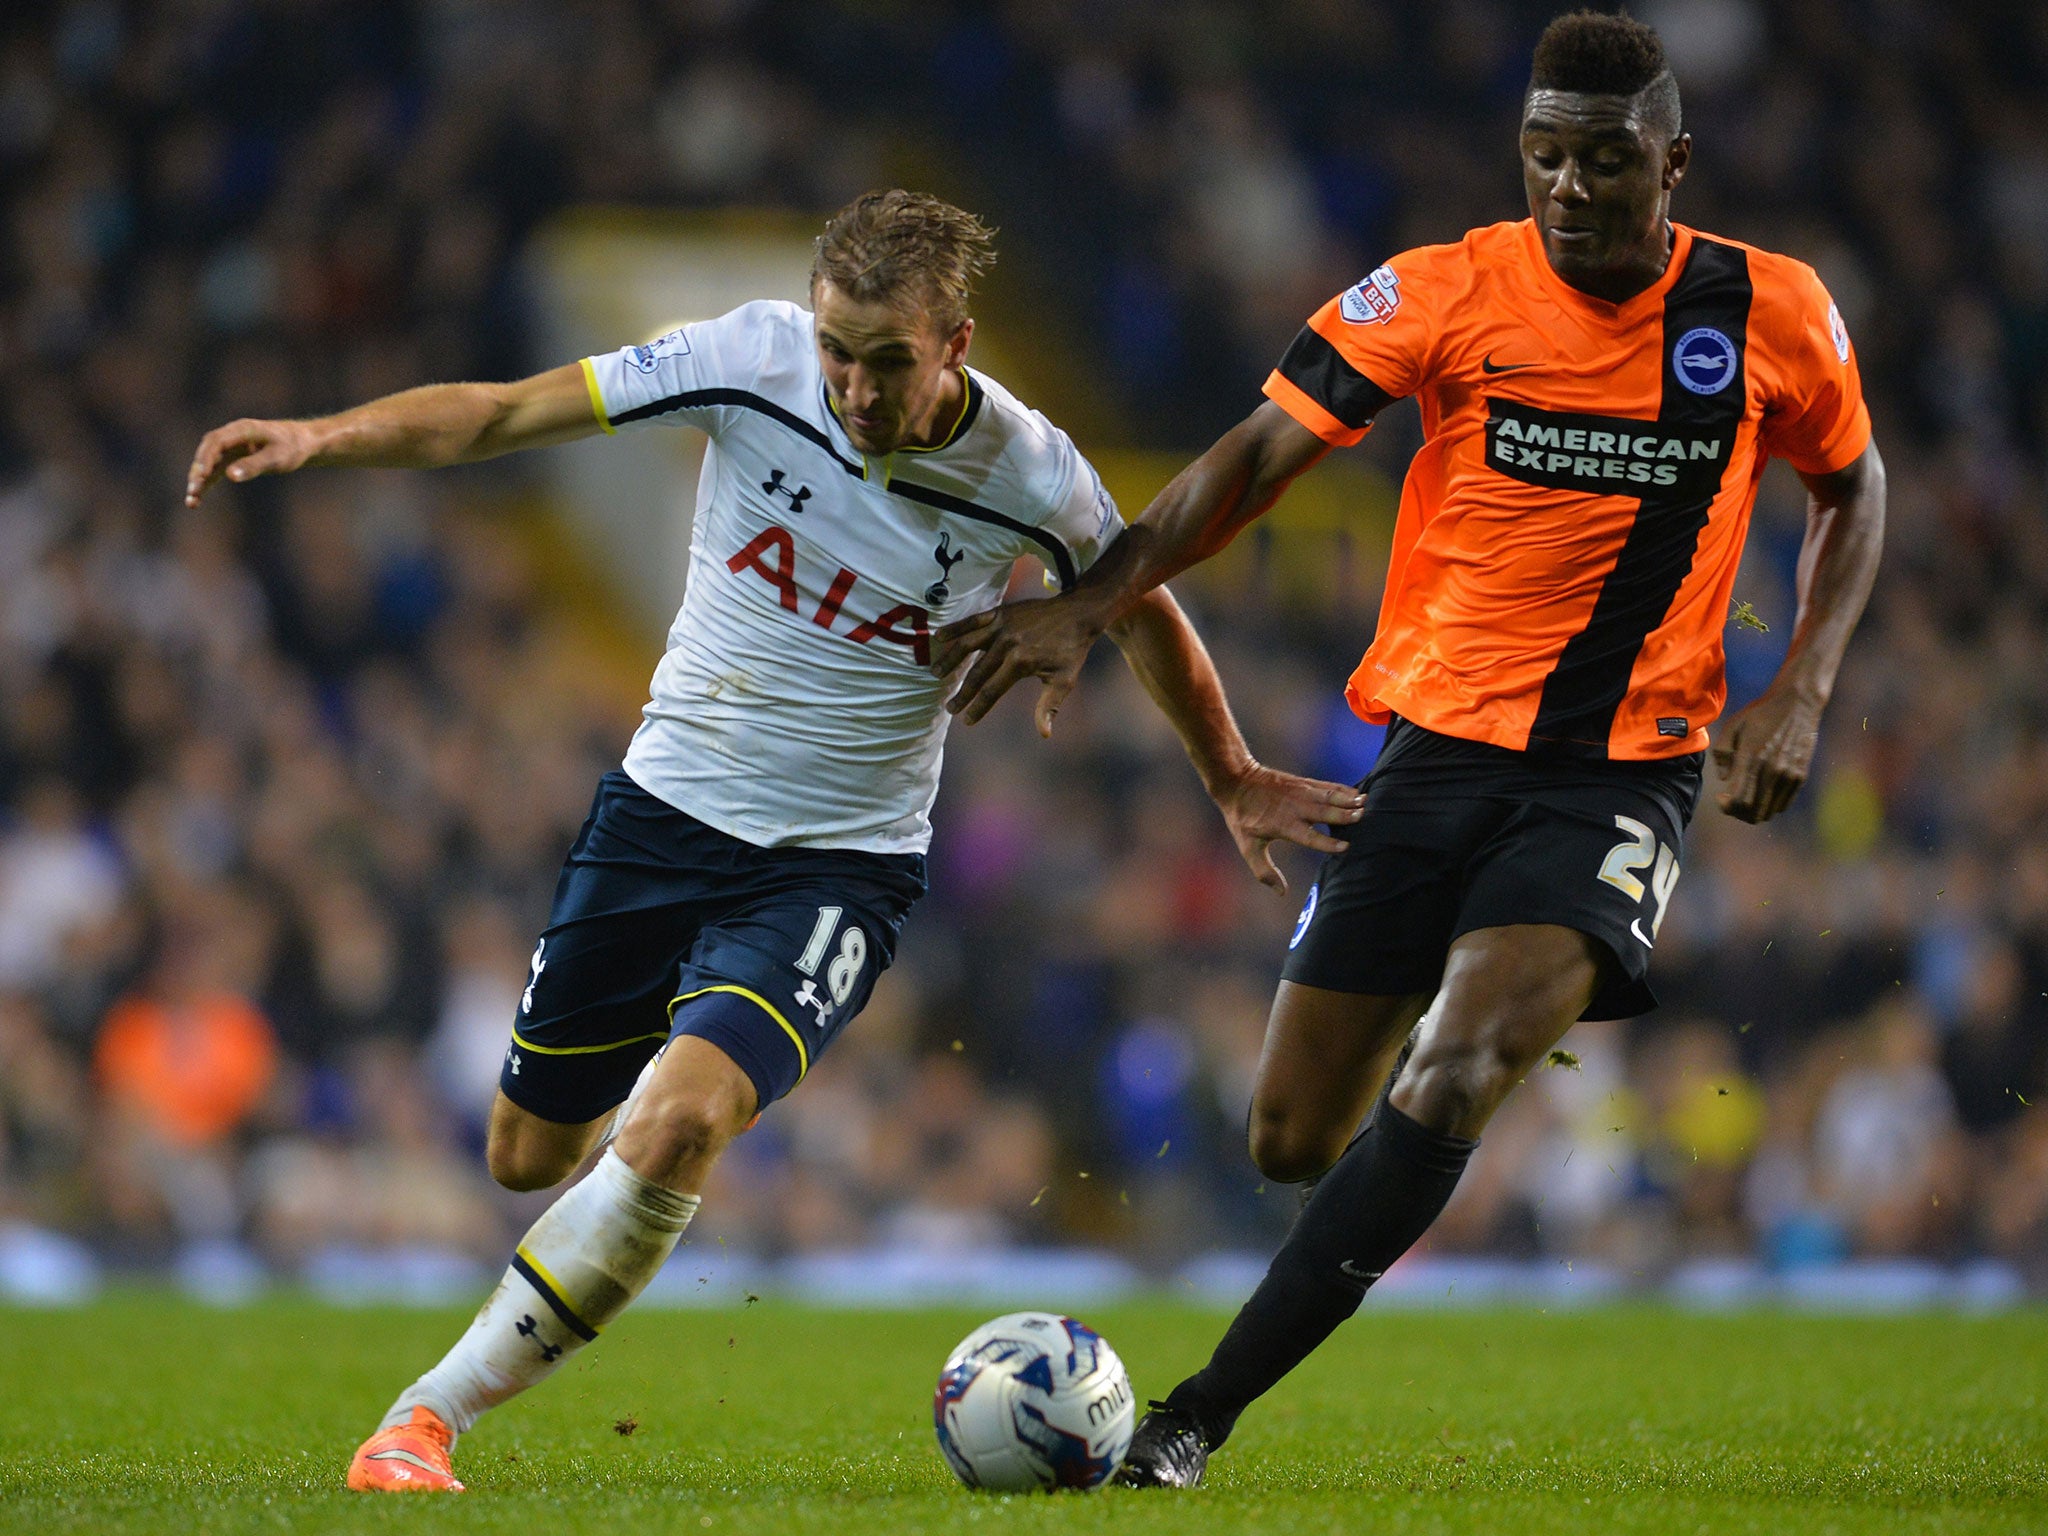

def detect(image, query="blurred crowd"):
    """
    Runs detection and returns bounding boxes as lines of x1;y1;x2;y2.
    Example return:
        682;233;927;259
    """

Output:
1;0;2045;1298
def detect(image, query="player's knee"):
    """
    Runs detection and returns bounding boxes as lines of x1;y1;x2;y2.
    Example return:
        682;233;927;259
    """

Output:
1247;1103;1347;1184
640;1098;727;1165
614;1079;750;1186
1391;1034;1524;1137
484;1095;595;1191
486;1133;582;1193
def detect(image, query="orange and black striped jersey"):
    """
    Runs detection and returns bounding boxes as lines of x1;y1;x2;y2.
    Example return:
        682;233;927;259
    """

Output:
1266;220;1871;761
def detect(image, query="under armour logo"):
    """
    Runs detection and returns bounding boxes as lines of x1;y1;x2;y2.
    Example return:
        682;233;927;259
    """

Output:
924;532;967;605
762;469;812;512
522;939;545;1015
1338;1260;1383;1285
793;979;831;1028
515;1313;563;1362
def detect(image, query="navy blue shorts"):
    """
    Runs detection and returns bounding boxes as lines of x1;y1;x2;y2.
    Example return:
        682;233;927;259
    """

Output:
500;770;926;1123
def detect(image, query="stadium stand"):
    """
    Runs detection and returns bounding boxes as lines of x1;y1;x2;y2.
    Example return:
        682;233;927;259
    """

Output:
0;0;2044;1297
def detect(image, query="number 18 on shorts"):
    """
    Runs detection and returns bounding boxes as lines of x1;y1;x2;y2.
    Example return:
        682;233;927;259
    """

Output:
503;771;925;1122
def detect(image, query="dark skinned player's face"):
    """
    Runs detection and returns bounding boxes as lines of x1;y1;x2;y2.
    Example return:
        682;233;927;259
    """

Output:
1521;89;1690;303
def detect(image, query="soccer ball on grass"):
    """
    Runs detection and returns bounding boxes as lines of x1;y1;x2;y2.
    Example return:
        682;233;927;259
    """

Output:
931;1311;1135;1492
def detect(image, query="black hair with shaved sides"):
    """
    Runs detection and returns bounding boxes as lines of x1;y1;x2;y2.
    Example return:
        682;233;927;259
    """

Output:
1529;9;1682;139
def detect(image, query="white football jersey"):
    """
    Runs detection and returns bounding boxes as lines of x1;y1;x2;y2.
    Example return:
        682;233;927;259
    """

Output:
584;300;1124;854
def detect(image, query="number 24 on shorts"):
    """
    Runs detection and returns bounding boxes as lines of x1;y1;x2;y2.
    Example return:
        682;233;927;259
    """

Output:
1597;815;1680;944
795;905;868;1005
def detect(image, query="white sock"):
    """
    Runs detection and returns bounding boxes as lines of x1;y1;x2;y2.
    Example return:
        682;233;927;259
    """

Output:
382;1149;699;1438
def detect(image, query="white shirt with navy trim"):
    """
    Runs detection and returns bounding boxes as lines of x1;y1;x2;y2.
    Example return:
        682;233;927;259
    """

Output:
583;299;1124;854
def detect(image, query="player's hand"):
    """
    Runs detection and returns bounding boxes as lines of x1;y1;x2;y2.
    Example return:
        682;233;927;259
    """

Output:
1213;762;1365;892
931;595;1107;737
1713;687;1824;824
185;418;319;507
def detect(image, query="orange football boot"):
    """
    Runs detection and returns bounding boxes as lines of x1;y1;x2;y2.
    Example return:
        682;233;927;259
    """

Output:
345;1405;465;1492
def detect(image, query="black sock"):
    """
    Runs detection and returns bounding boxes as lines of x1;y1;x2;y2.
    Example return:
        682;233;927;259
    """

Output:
1168;1102;1475;1447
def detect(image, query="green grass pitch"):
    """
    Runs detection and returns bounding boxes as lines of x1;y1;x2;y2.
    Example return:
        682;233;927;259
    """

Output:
3;1296;2043;1534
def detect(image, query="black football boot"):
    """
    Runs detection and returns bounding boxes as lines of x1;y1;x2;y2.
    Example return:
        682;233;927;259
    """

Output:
1114;1401;1210;1488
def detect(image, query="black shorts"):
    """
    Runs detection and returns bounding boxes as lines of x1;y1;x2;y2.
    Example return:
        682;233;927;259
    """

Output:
1281;718;1703;1020
501;770;926;1123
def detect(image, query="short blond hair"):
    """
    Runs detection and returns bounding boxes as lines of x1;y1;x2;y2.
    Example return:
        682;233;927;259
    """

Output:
810;190;997;334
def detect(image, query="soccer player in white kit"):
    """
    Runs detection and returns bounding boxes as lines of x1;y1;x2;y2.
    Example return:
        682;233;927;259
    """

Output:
184;191;1367;1492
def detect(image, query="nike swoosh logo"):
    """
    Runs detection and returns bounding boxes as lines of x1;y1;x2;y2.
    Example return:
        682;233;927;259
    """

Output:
367;1448;441;1473
1338;1260;1383;1283
1481;354;1537;374
1630;918;1654;948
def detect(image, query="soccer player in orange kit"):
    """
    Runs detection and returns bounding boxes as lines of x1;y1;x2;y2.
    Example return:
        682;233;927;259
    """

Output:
930;10;1885;1485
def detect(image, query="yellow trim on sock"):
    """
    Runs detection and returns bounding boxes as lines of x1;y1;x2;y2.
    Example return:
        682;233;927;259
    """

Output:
514;1243;563;1297
580;357;616;434
508;1026;669;1057
669;984;808;1083
513;1244;601;1335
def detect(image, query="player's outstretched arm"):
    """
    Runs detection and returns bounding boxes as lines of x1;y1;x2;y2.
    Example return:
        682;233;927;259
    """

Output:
184;362;603;508
1106;587;1364;891
931;403;1336;727
1714;440;1887;824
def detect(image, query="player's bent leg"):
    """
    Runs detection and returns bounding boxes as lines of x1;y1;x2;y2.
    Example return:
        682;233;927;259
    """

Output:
1126;922;1614;1483
1246;983;1431;1183
351;1061;744;1492
353;1143;703;1490
485;1090;614;1192
1389;923;1607;1139
1133;1078;1480;1475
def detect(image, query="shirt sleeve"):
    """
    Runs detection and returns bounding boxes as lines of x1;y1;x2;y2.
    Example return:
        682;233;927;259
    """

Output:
1263;247;1448;446
1029;438;1125;592
582;303;772;438
1755;264;1872;476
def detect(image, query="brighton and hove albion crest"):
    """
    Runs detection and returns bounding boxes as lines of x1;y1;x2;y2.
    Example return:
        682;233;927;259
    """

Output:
1672;326;1738;395
1340;266;1401;325
1289;884;1319;950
